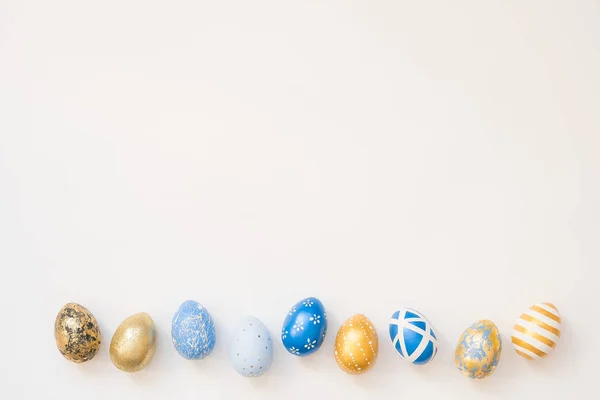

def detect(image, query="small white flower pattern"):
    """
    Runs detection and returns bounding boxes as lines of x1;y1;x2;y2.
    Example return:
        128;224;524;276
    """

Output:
283;298;327;356
292;320;304;332
304;338;316;350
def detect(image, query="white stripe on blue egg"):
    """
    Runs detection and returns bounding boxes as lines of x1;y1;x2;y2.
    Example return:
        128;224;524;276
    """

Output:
389;308;438;365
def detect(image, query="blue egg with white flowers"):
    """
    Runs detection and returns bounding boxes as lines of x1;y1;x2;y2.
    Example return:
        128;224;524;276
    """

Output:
281;297;327;357
171;300;216;360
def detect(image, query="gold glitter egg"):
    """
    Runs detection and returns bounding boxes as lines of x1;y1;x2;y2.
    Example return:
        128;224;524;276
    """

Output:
54;302;102;363
334;314;378;374
109;312;157;372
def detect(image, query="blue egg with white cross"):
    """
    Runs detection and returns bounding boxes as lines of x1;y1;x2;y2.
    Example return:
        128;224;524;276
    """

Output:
281;297;327;357
171;300;217;360
389;308;438;365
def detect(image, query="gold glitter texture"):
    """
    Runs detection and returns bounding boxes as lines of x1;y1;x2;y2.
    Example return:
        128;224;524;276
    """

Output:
109;312;157;372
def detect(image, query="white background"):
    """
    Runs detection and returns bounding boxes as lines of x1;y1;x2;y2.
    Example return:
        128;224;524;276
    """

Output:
1;1;599;399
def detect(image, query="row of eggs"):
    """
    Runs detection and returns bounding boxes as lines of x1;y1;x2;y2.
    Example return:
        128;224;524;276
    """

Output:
54;298;562;379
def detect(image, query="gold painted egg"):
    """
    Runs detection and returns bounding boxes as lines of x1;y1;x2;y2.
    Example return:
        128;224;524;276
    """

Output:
512;302;561;360
334;314;378;374
110;312;157;372
54;302;102;363
454;320;502;380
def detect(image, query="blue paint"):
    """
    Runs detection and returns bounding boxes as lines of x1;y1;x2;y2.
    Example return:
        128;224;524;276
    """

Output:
171;300;216;360
388;308;438;365
281;297;327;357
454;320;502;379
409;320;427;331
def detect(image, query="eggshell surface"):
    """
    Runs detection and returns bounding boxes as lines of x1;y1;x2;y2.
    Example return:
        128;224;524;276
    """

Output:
54;302;102;363
334;314;378;374
229;316;273;377
455;319;502;380
281;297;327;357
110;312;157;373
512;302;561;360
172;300;216;360
389;308;438;365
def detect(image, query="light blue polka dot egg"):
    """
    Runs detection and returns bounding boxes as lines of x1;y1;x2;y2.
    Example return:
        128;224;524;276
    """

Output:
389;308;438;365
171;300;216;360
229;316;273;377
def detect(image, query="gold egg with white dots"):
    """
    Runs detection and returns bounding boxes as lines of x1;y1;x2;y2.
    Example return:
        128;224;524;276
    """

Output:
334;314;378;374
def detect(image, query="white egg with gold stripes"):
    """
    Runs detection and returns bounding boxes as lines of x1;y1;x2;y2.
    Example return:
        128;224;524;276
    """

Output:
389;308;438;365
512;302;561;360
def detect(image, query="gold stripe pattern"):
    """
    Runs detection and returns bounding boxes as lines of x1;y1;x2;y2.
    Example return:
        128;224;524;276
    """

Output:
512;303;561;361
520;314;561;337
530;305;561;323
511;337;547;357
513;324;556;348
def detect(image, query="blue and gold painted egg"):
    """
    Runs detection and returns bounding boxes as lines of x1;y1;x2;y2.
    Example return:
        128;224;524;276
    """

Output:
455;320;502;379
281;297;327;357
389;308;438;365
171;300;216;360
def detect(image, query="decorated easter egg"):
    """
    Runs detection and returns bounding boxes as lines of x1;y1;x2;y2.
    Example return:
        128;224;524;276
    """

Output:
171;300;216;360
389;308;438;365
110;312;157;372
512;302;561;360
281;297;327;357
229;316;273;377
455;320;502;380
334;314;378;374
54;302;101;363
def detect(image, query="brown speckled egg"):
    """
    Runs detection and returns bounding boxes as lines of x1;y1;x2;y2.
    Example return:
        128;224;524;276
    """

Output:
334;314;378;374
54;302;102;363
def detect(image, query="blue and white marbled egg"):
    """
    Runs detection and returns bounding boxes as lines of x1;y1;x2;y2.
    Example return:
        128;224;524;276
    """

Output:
171;300;216;360
389;308;438;365
229;316;273;377
281;297;327;357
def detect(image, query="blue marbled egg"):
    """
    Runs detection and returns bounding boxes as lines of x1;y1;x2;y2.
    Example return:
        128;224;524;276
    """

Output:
281;297;327;357
389;308;438;365
229;316;273;377
171;300;216;360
